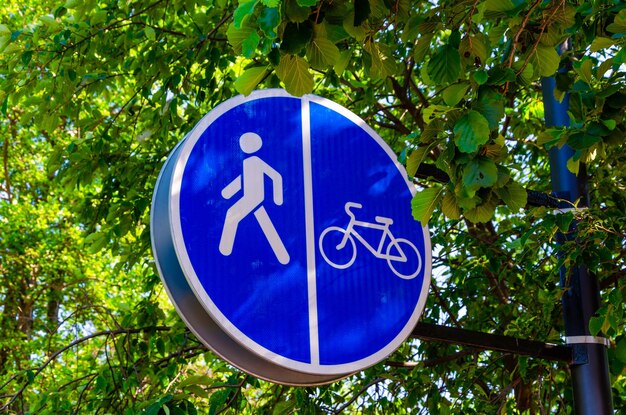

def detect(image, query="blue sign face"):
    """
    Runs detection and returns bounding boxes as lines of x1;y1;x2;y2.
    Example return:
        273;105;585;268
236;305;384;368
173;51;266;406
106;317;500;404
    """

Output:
169;90;431;375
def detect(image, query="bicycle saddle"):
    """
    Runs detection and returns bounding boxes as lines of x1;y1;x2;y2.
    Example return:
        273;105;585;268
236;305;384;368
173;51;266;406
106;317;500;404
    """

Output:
375;216;393;225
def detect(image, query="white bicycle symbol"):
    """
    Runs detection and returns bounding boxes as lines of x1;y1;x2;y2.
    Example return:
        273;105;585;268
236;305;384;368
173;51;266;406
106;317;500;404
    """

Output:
318;202;422;280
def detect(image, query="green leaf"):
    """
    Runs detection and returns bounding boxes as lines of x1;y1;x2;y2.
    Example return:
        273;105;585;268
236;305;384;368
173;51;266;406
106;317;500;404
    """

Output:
234;0;258;28
296;0;317;6
427;45;461;84
40;15;59;29
474;87;504;129
606;9;626;34
485;0;516;13
590;37;614;52
441;191;461;219
442;83;469;106
413;33;433;63
186;384;210;399
0;35;10;53
616;338;626;364
460;33;488;65
227;22;255;55
589;315;604;336
363;40;398;79
609;289;622;305
258;7;280;38
496;181;527;211
567;155;580;175
21;50;33;65
242;31;260;57
453;110;490;153
487;67;516;85
306;32;340;69
537;128;564;149
473;70;488;85
275;55;313;96
334;50;351;74
406;146;429;177
516;61;534;86
144;26;156;41
411;187;443;225
85;232;107;254
462;158;498;191
234;66;268;95
179;375;214;388
568;132;601;150
602;119;617;131
401;15;421;43
555;211;574;233
573;59;593;85
343;12;367;41
531;46;560;77
464;194;498;223
285;0;311;22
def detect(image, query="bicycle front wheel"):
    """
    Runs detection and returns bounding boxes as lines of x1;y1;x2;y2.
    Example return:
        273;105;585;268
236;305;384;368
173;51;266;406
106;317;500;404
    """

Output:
386;238;422;280
319;227;356;269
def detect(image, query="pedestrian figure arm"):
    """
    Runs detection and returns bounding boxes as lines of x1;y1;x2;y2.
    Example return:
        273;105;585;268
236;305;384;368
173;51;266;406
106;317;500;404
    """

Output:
264;166;283;206
222;176;241;199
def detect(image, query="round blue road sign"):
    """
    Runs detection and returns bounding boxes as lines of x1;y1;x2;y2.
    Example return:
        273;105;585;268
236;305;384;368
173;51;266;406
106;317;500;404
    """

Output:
161;89;431;378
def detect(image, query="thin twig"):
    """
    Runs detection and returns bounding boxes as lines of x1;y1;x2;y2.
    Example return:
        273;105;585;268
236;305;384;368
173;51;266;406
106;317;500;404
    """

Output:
333;377;387;414
0;326;170;411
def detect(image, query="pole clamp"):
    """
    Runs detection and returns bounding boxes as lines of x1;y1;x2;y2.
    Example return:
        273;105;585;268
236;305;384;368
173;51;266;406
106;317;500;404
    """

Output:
565;335;610;347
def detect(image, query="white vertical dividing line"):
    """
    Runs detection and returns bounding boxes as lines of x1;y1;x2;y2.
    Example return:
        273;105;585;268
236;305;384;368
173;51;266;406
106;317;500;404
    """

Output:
302;98;320;366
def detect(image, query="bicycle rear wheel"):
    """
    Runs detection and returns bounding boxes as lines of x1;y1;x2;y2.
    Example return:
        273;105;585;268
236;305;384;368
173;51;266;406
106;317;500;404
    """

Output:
319;227;356;269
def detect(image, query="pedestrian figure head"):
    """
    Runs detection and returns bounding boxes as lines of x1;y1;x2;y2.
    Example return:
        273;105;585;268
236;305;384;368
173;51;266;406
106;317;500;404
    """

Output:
240;132;262;154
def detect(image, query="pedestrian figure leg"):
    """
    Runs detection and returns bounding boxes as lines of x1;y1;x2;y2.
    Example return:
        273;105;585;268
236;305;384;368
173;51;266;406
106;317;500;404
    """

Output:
219;200;251;256
254;206;290;264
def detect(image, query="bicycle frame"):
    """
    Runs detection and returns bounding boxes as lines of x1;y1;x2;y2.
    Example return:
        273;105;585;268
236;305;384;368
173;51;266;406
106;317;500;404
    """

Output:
338;205;403;261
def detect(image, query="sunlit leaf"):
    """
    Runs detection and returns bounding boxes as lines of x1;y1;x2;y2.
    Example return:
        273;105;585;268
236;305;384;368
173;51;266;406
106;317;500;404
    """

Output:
463;194;498;223
590;37;615;52
275;54;313;96
411;187;443;225
227;22;255;55
306;31;340;69
234;0;258;28
441;191;461;219
234;66;269;95
530;45;560;77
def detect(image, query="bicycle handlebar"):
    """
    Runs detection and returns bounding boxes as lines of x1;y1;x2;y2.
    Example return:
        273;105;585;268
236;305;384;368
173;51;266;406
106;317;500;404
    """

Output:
345;202;362;211
344;202;362;220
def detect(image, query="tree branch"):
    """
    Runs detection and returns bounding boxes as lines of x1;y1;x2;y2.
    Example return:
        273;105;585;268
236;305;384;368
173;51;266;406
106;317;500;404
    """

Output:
333;377;387;414
0;326;170;411
413;163;561;208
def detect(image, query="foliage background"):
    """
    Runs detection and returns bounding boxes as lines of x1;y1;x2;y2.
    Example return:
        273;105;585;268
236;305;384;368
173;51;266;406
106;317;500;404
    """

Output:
0;0;625;413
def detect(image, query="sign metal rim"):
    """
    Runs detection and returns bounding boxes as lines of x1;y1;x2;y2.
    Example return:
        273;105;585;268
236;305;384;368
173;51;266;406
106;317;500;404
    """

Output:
168;89;432;375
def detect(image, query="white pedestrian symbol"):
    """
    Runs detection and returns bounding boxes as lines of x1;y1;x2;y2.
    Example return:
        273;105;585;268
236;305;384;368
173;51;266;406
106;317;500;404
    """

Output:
219;132;290;265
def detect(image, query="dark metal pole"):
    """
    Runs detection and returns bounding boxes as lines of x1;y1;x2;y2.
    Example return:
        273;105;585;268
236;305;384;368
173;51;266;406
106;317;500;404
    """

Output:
542;76;613;414
411;322;572;363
